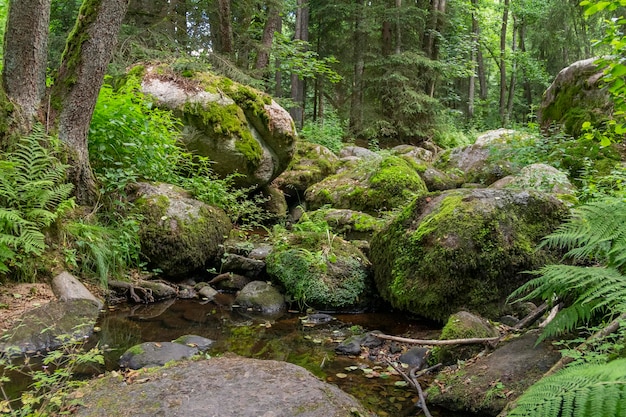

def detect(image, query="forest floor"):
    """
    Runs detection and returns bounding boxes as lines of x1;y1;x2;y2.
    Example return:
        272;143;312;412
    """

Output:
0;282;55;333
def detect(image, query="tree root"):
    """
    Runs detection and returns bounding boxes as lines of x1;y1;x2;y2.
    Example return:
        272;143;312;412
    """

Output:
108;280;155;304
385;358;440;417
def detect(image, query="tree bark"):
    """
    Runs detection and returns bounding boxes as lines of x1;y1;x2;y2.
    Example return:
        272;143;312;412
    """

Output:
468;0;479;119
499;0;510;125
217;0;233;54
50;0;129;206
506;14;517;124
255;2;281;72
3;0;51;126
349;0;365;135
290;0;309;129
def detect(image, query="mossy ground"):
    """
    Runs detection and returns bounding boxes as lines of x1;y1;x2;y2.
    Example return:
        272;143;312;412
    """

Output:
370;189;568;322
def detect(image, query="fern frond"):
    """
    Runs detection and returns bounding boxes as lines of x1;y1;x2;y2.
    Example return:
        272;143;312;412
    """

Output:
508;359;626;417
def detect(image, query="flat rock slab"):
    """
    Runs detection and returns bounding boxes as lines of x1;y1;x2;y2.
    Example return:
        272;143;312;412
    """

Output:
427;330;561;416
75;355;377;417
0;299;100;357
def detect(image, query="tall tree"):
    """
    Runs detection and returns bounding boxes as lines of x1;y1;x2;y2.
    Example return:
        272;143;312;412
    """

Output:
255;1;282;73
3;0;129;205
349;0;366;134
499;0;510;124
290;0;309;128
3;0;51;126
217;0;234;54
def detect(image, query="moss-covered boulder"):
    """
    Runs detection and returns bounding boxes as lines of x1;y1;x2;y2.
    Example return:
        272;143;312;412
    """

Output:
139;64;296;189
305;154;428;214
432;311;500;365
538;58;611;136
305;208;385;241
131;182;232;279
490;163;576;196
370;188;568;321
234;281;286;315
266;231;372;310
434;142;515;187
272;140;340;200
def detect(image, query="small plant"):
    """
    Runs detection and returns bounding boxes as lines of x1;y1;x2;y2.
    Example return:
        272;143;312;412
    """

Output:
0;336;104;416
300;112;346;154
0;125;75;280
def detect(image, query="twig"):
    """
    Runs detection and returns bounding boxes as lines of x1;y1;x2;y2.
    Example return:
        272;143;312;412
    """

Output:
385;358;433;417
374;333;501;346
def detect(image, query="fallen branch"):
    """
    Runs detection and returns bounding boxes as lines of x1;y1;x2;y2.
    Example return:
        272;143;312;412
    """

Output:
539;304;561;328
513;301;548;330
385;358;433;417
374;333;501;346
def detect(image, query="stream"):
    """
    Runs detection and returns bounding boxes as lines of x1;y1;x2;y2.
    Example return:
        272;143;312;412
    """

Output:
90;297;472;417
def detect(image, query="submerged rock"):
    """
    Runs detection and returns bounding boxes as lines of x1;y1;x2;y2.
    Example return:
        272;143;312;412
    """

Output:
234;281;286;315
120;341;200;369
371;188;568;321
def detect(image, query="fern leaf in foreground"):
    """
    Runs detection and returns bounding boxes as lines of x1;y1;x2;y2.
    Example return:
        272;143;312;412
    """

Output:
508;359;626;417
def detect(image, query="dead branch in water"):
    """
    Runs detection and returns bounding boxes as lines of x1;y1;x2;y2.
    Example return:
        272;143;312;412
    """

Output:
374;333;501;346
385;358;435;417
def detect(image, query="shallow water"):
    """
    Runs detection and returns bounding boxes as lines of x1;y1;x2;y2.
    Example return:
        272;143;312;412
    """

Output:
92;298;474;416
4;298;474;416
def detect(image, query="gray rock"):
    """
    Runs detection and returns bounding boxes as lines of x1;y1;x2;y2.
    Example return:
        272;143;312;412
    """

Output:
248;244;273;260
0;299;100;357
434;311;499;365
172;334;215;351
221;253;265;278
52;271;103;309
197;285;218;300
75;355;377;417
119;341;199;369
141;65;296;190
474;129;516;146
399;347;429;370
335;334;364;356
490;163;576;195
339;146;381;160
234;281;285;315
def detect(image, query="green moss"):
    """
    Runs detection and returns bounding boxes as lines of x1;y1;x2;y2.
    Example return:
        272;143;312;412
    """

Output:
127;344;145;355
371;189;568;321
183;101;263;167
267;231;369;309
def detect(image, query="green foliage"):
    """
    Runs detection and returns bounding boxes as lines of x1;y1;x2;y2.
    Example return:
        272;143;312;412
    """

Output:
62;216;142;287
0;126;74;280
509;197;626;341
88;76;183;194
300;112;346;154
272;33;342;84
0;335;104;416
507;359;626;417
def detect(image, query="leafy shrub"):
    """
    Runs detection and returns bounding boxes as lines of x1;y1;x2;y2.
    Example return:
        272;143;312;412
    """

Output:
0;335;103;416
300;112;346;154
0;126;74;280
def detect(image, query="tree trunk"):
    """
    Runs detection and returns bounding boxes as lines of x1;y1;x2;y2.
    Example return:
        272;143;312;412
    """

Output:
274;16;283;98
349;0;365;135
499;0;510;125
395;0;402;55
506;14;518;123
518;22;533;114
50;0;129;206
255;3;281;72
290;0;309;129
427;0;446;96
468;0;479;119
3;0;51;126
217;0;233;54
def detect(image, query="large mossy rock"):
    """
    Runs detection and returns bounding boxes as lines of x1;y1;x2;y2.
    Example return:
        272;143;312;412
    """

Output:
139;64;297;189
131;182;232;279
538;58;611;136
266;231;372;310
370;188;568;321
305;154;427;214
272;140;340;199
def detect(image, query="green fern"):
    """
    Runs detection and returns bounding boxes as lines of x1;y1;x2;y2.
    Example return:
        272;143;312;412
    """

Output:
0;125;74;279
509;197;626;341
508;359;626;417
